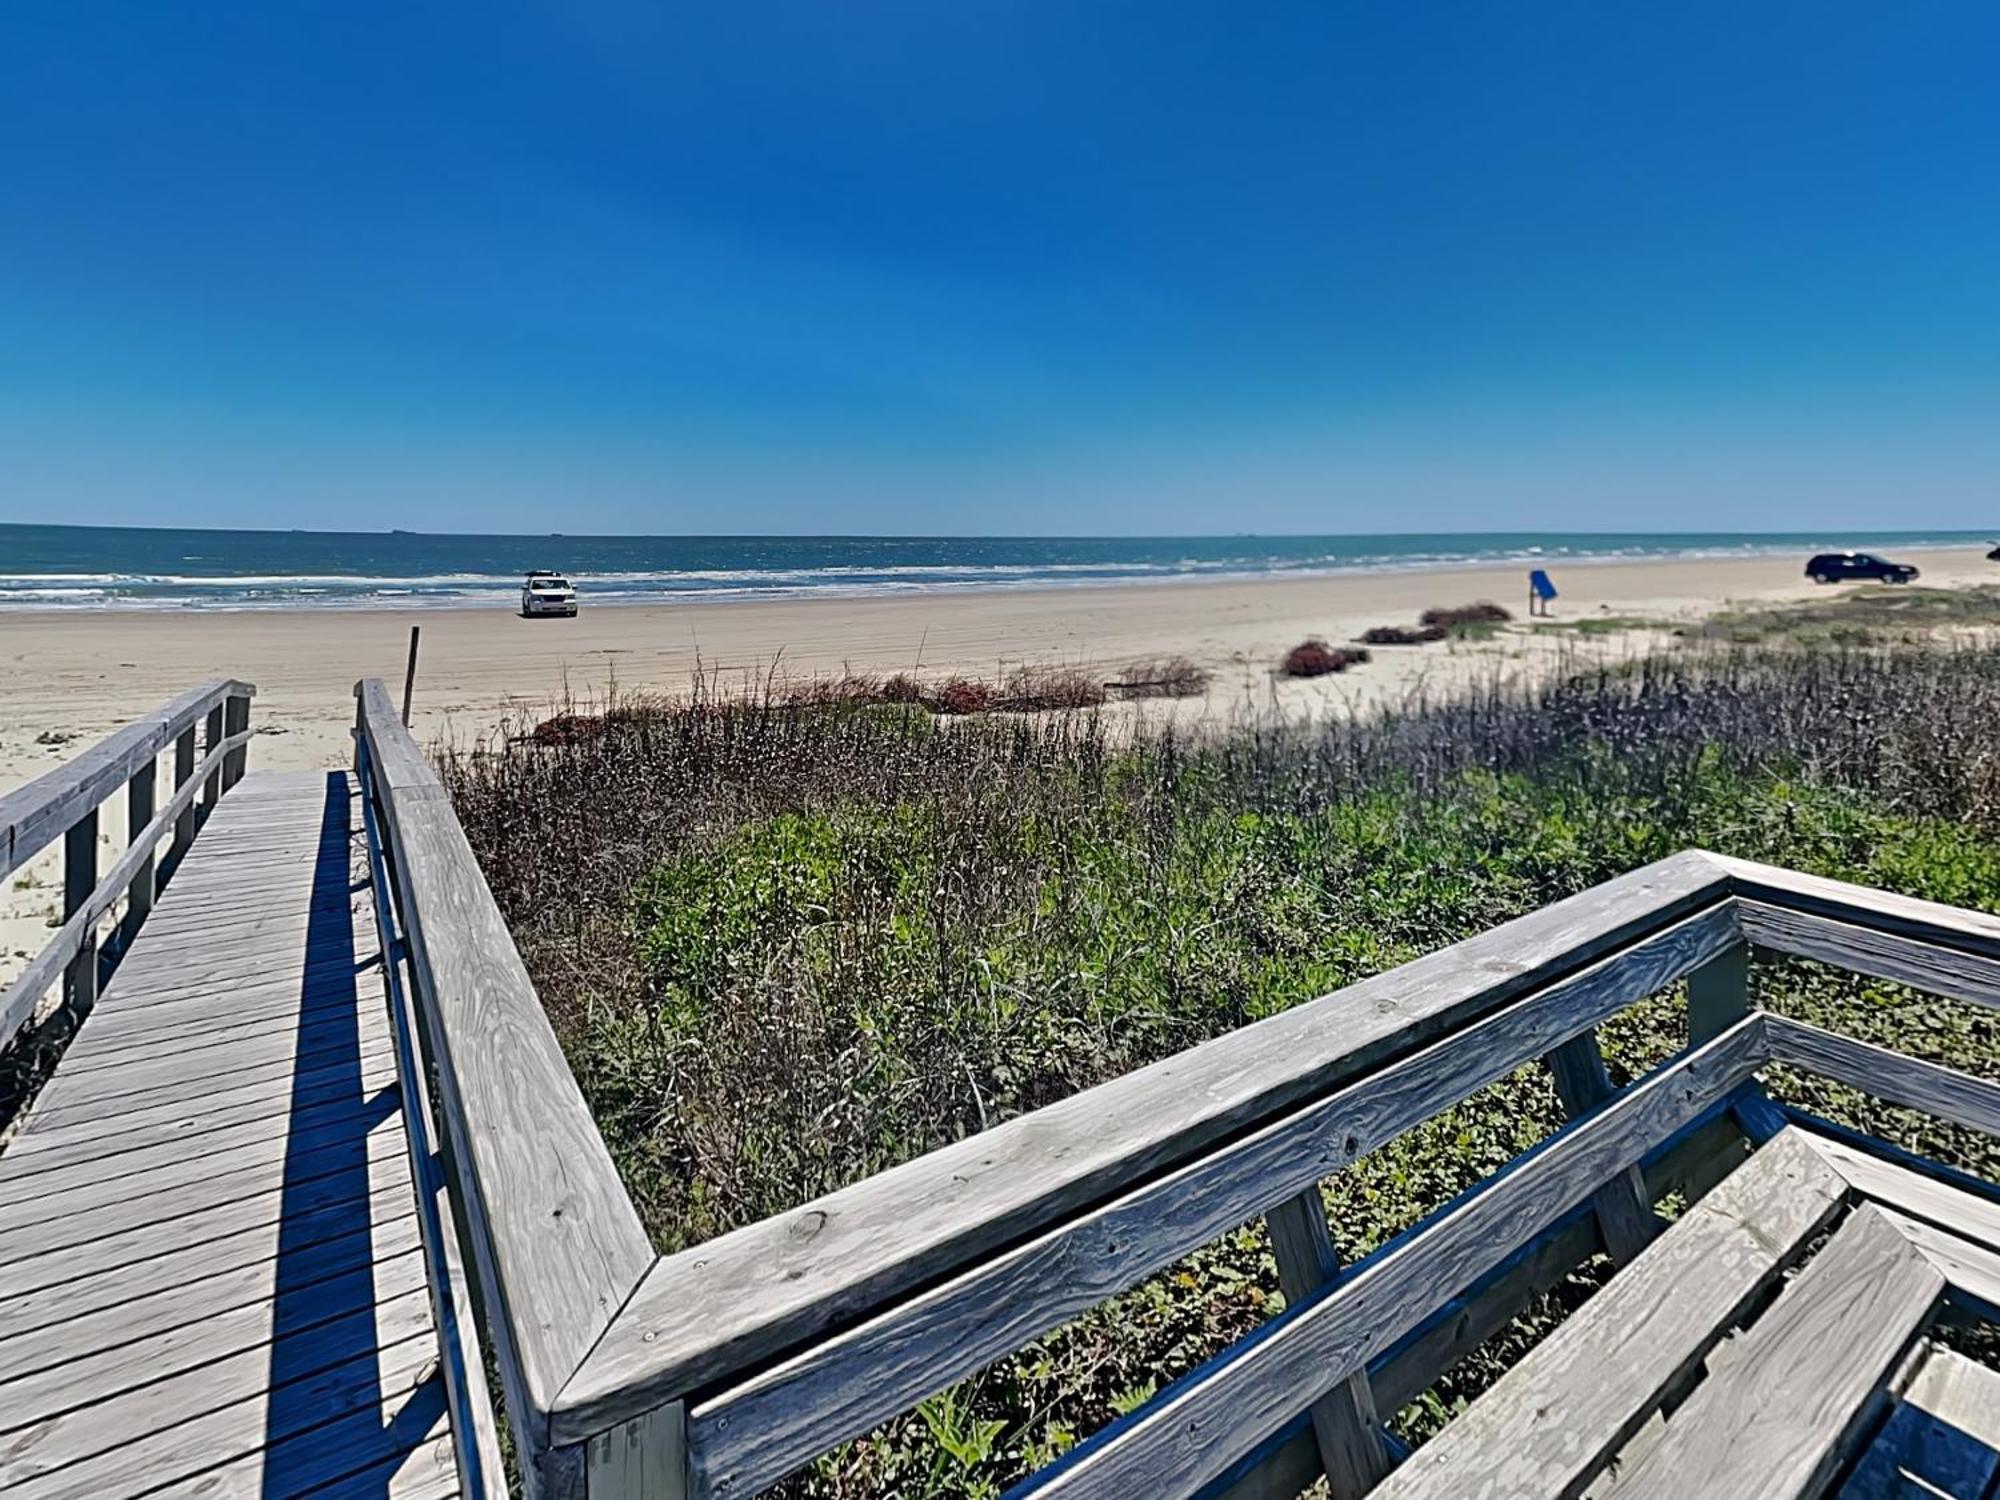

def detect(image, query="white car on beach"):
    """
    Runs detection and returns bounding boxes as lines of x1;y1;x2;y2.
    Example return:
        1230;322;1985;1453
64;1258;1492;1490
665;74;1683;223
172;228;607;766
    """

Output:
520;571;578;617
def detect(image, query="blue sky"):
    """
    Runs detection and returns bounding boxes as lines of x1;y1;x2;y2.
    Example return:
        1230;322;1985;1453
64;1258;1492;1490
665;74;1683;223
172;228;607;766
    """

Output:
2;2;1997;536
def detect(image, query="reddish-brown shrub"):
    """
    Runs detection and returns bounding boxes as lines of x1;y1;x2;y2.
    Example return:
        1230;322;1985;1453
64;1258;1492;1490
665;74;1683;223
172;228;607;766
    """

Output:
1280;639;1370;678
929;678;995;715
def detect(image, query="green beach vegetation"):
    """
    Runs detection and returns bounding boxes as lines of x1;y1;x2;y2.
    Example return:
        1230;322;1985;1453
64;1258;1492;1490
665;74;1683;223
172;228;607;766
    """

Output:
445;642;2000;1497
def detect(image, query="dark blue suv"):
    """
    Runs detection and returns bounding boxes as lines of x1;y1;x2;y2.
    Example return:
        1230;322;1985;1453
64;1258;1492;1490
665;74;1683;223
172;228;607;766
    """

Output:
1805;552;1920;584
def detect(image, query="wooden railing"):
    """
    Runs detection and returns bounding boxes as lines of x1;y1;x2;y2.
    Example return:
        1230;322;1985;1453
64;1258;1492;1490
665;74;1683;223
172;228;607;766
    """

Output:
353;679;652;1499
0;677;255;1052
344;690;2000;1500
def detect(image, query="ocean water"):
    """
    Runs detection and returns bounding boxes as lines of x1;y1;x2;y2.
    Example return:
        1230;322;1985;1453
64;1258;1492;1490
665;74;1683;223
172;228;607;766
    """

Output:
0;524;1990;611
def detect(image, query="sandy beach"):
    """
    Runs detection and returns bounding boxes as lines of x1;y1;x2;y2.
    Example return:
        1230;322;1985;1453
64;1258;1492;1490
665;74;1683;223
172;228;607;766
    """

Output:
5;545;1996;777
3;544;1995;977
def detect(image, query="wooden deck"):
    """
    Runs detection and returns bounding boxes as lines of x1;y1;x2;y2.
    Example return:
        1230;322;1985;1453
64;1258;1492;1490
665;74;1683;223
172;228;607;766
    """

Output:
0;769;459;1498
1375;1124;2000;1500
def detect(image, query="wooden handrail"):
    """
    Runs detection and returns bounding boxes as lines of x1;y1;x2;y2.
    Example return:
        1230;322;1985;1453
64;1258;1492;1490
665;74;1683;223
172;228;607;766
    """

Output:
0;678;255;1052
664;904;1742;1499
352;678;654;1499
0;677;253;881
552;850;1737;1446
322;741;2000;1500
525;850;2000;1499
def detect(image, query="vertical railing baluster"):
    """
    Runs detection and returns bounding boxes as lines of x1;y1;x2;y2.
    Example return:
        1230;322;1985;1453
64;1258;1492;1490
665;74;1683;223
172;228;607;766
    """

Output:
63;809;99;1009
120;752;158;950
1685;943;1786;1142
202;703;226;814
1266;1189;1391;1496
1544;1030;1660;1264
171;724;198;866
222;690;250;790
1686;944;1750;1044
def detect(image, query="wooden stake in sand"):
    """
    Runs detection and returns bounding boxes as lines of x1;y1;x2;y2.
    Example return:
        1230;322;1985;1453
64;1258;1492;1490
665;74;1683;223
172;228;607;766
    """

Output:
402;624;421;726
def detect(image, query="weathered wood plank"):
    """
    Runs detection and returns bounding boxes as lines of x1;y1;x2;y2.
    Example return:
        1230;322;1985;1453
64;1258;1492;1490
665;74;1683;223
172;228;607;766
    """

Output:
124;1361;459;1500
1368;1100;1749;1418
0;1280;433;1475
5;1054;399;1169
0;1201;418;1345
1264;1190;1389;1497
0;1088;408;1209
1804;1133;2000;1254
1709;851;2000;967
0;761;454;1500
665;905;1743;1487
1;1328;441;1493
72;946;379;1013
0;1139;413;1268
1373;1128;1847;1500
1598;1205;1944;1500
201;701;226;812
358;761;509;1500
18;1037;397;1136
25;1021;395;1117
49;982;376;1064
1739;900;2000;1012
587;1402;690;1500
0;1166;415;1305
169;723;197;864
0;1063;398;1179
1835;1344;2000;1500
1001;1016;1767;1500
1684;941;1750;1043
1766;1015;2000;1139
358;677;652;1487
0;1112;409;1234
42;996;381;1083
121;753;158;945
58;959;371;1029
62;805;99;1011
1875;1208;2000;1317
1544;1030;1661;1264
0;1221;425;1381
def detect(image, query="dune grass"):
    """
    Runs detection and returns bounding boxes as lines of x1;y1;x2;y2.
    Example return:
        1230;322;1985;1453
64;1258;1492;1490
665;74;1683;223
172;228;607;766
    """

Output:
444;643;2000;1496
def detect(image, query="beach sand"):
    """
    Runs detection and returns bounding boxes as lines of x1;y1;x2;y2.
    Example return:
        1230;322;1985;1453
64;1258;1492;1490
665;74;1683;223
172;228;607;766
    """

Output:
4;544;1995;977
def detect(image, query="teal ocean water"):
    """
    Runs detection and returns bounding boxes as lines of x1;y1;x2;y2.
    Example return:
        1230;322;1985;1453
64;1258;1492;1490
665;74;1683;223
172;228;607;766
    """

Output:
0;524;1990;611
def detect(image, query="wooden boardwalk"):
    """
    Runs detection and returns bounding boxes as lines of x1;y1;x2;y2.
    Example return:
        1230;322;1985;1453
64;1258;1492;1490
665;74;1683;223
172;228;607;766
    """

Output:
0;769;459;1498
4;677;1998;1499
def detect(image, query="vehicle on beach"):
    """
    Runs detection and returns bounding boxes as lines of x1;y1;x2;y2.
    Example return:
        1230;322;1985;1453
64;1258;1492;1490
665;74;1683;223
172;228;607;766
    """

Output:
520;570;578;616
1804;552;1919;584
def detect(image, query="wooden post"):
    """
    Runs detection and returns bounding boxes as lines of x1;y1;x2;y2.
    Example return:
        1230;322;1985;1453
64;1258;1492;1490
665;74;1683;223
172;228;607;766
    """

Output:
222;692;251;790
583;1403;690;1500
1265;1189;1390;1496
1686;943;1750;1044
64;808;99;1009
120;755;157;950
201;703;226;813
1684;943;1785;1142
1544;1030;1661;1265
402;626;421;727
170;725;198;865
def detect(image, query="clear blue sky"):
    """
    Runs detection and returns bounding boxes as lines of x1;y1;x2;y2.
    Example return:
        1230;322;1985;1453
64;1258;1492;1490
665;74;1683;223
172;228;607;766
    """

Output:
2;2;1996;536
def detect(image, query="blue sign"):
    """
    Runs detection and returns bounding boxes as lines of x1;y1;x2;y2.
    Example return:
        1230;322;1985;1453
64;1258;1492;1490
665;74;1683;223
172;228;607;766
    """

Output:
1529;568;1557;600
